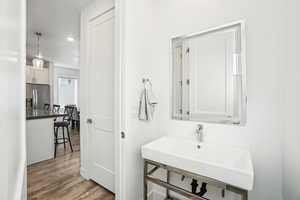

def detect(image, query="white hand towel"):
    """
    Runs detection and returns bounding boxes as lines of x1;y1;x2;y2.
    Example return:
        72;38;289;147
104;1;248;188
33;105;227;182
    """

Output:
138;88;158;121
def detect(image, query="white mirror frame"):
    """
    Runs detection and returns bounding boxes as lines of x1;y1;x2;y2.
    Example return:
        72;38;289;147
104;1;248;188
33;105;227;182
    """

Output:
170;21;247;125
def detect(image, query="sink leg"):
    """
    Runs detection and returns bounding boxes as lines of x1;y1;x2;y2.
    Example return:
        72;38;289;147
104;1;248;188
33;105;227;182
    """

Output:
242;190;248;200
228;186;248;200
144;160;148;200
166;170;170;199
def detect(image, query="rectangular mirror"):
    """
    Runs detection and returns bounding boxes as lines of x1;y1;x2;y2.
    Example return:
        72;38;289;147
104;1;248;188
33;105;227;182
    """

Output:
171;22;246;125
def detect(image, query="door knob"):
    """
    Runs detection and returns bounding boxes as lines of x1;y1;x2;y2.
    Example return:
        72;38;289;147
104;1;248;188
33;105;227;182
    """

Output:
86;118;93;124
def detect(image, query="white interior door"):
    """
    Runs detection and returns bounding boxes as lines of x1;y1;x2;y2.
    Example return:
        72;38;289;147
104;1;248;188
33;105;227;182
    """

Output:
87;9;115;192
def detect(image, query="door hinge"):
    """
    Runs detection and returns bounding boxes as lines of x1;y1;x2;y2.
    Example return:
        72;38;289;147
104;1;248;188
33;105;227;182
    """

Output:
179;80;183;86
186;48;190;54
121;132;126;139
187;111;190;115
179;109;183;114
186;79;190;85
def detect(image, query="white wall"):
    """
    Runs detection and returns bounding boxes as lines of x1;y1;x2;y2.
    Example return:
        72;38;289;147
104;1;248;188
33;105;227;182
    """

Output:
122;0;286;200
0;0;26;199
53;66;80;106
283;0;300;200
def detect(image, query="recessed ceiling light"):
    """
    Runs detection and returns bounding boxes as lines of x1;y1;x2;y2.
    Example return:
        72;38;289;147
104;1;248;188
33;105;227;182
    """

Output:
67;36;75;42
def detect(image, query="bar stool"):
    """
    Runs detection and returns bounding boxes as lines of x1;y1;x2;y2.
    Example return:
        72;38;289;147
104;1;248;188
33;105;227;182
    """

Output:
26;98;33;109
52;104;61;121
44;103;50;111
71;107;80;130
52;104;61;136
54;106;74;158
52;104;60;113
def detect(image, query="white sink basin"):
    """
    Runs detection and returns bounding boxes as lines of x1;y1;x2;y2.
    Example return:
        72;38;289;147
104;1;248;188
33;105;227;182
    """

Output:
141;137;254;191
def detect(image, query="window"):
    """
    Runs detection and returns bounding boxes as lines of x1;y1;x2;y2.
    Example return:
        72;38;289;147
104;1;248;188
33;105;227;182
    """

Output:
58;77;79;106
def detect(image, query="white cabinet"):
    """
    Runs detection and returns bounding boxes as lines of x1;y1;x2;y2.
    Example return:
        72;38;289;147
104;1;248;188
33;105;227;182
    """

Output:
26;65;50;84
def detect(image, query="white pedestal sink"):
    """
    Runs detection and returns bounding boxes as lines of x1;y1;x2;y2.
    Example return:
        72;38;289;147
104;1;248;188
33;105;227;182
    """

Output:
142;137;254;191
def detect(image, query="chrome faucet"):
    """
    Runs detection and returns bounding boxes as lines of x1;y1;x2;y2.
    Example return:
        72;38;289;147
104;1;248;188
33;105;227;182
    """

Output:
196;124;204;143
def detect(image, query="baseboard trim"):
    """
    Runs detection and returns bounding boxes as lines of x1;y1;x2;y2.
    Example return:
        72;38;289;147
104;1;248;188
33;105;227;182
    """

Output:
14;162;26;200
80;167;89;180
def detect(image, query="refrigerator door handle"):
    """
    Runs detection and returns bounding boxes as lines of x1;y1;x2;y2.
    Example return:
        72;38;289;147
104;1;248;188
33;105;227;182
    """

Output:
35;89;38;106
33;89;38;108
32;89;35;106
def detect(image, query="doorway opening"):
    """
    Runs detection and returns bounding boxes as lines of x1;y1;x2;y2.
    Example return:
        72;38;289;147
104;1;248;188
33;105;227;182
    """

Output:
25;0;123;199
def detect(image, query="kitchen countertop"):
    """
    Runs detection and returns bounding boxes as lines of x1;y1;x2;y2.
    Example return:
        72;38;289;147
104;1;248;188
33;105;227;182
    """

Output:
26;109;67;120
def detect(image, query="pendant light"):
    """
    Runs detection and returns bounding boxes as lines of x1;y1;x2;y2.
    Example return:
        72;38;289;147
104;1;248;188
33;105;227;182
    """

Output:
32;32;44;69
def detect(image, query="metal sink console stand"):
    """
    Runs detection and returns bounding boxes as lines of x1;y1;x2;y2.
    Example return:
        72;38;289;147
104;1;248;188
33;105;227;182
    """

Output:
144;159;248;200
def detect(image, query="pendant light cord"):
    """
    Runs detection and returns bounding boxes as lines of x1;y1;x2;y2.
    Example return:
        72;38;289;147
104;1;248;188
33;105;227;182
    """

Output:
35;32;42;58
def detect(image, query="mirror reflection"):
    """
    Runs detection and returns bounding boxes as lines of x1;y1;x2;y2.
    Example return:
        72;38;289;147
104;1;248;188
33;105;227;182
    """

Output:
171;22;246;125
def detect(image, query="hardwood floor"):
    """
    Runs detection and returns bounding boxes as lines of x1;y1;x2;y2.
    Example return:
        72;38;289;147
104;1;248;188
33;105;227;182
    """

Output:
27;130;115;200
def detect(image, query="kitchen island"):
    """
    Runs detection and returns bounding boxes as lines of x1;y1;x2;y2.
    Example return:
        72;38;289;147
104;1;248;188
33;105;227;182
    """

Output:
26;109;66;165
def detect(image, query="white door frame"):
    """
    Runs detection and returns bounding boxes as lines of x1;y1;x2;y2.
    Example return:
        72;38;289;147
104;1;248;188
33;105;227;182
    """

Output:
80;0;126;199
114;0;126;199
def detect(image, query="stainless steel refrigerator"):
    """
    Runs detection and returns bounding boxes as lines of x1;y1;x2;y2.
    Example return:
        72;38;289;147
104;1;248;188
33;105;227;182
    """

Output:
26;83;50;110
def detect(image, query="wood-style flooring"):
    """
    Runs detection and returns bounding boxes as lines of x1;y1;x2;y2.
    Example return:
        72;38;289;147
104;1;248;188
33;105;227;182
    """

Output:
27;130;115;200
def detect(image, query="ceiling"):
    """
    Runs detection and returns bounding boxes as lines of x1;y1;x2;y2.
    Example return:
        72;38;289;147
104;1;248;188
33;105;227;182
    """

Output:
27;0;93;69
